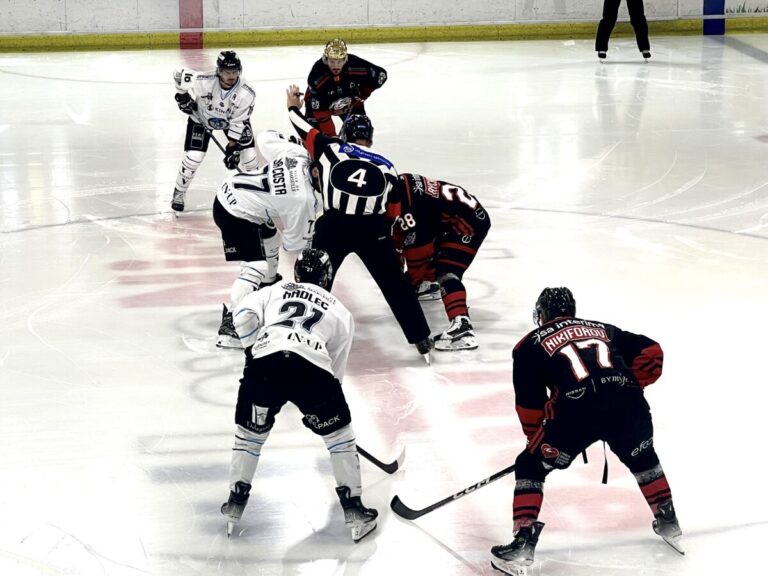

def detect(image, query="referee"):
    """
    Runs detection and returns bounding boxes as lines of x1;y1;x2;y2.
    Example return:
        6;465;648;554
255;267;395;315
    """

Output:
286;85;432;361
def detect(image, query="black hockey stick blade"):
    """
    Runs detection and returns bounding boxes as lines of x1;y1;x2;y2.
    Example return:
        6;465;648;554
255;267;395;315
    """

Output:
357;445;405;474
390;463;516;520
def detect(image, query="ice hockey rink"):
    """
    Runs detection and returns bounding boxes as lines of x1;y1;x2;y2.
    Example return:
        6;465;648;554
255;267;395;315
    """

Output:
1;33;767;575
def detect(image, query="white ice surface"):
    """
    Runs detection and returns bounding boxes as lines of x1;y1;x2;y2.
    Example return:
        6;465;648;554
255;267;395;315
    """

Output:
1;36;767;575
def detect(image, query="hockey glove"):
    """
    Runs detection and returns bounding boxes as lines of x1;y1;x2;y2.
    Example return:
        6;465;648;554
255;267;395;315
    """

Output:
174;92;197;115
223;146;241;170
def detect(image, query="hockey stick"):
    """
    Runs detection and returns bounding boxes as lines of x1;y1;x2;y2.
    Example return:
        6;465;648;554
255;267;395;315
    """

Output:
390;463;516;520
357;445;405;474
202;127;228;155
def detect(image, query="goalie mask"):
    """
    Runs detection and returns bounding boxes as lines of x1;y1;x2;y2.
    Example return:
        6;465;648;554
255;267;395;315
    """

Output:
533;287;576;326
341;114;374;143
294;248;333;290
323;38;348;63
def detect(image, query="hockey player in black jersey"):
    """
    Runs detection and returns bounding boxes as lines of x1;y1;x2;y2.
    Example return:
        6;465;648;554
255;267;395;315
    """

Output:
491;287;682;575
303;38;388;137
389;173;491;351
285;85;432;362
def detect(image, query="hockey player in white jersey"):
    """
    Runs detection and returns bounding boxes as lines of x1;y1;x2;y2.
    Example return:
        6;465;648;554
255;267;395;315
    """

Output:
213;129;320;348
220;248;378;542
171;50;258;212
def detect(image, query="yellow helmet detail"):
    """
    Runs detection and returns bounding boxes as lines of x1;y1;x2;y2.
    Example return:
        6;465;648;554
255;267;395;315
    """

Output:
323;38;348;62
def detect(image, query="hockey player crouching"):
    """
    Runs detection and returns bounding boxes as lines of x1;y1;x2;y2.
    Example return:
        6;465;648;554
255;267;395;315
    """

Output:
220;248;378;542
491;287;682;575
388;173;491;351
213;129;320;348
171;50;258;212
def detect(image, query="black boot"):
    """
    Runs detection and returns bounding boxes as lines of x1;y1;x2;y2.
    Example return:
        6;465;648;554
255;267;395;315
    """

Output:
491;521;545;573
335;486;378;542
221;481;251;536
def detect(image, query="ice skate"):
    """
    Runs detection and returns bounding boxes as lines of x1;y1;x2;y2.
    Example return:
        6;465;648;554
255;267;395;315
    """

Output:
221;481;251;536
171;188;185;212
642;50;651;60
216;304;243;349
597;51;607;60
415;337;433;365
653;500;684;555
434;315;478;351
335;486;378;542
416;280;441;301
491;521;545;575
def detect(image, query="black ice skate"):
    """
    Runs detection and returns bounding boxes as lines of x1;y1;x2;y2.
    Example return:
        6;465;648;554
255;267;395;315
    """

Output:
434;315;478;351
491;521;545;575
416;280;441;301
415;337;433;365
216;304;243;349
653;500;684;555
171;188;185;212
221;481;251;536
335;486;378;542
642;50;652;60
598;51;607;60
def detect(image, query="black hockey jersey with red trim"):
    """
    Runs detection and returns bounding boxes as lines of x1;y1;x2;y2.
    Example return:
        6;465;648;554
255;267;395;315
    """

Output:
304;54;387;115
391;173;488;248
512;316;663;439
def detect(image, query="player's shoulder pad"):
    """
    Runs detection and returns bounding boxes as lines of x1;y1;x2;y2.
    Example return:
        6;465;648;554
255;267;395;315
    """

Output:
513;327;539;353
307;60;328;83
240;83;256;98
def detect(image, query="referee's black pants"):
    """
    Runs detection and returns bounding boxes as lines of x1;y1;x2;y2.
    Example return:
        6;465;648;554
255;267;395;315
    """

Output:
595;0;650;52
312;211;430;345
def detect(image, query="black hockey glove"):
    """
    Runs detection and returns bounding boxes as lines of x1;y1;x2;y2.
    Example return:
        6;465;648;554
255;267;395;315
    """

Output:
174;92;197;115
223;146;241;170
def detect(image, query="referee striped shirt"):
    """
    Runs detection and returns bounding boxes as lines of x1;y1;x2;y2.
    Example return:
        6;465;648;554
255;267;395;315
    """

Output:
288;107;397;217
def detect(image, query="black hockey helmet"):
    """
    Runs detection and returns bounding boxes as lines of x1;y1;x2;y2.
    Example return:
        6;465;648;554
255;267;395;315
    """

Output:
294;248;333;290
341;114;374;143
533;287;576;325
217;50;242;74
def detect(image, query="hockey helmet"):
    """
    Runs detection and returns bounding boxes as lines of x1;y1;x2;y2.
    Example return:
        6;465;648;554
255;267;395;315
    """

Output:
294;248;333;290
323;38;348;62
341;114;374;143
217;51;242;74
533;287;576;325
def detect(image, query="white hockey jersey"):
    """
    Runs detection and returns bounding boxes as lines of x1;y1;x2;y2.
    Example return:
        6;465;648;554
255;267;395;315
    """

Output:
215;130;319;252
233;280;354;381
174;68;256;142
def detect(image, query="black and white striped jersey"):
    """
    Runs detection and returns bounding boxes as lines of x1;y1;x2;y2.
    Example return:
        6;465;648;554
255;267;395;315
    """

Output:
288;107;397;217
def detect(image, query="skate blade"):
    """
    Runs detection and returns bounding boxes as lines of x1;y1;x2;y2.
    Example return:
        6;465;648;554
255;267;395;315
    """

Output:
351;521;377;542
226;520;237;537
434;336;478;351
490;558;529;576
417;292;442;301
661;535;685;555
216;335;244;349
421;352;431;365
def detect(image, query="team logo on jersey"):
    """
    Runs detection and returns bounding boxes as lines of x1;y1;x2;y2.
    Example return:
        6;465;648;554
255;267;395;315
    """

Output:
565;387;587;400
541;444;560;459
424;177;440;198
378;71;387;85
208;117;228;130
286;157;298;170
